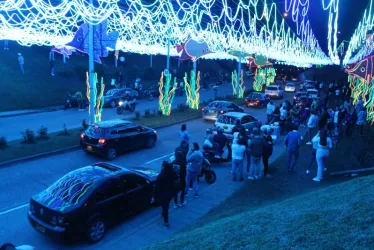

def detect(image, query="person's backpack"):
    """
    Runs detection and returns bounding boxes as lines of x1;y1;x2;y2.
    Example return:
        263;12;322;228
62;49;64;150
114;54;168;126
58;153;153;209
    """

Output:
250;137;264;158
172;164;181;190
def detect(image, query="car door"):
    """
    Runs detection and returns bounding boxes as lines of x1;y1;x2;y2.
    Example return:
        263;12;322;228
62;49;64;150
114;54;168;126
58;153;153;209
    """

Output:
241;115;259;131
122;127;144;149
121;174;152;214
110;128;133;153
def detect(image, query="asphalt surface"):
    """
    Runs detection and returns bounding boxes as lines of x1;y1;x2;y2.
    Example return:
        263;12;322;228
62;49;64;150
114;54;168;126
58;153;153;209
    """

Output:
0;92;294;249
1;80;254;141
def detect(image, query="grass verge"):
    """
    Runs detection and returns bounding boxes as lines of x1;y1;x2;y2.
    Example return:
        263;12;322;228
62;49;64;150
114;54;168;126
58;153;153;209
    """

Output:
0;109;201;164
144;129;373;249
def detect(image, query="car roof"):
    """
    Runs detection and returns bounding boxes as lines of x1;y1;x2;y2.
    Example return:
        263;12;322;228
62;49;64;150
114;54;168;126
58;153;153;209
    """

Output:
223;112;249;118
296;91;307;94
267;85;279;88
248;92;264;97
94;119;135;128
286;83;295;85
307;89;318;92
209;101;233;104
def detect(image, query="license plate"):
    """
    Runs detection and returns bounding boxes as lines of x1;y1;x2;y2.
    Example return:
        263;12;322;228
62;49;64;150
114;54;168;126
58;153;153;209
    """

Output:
36;224;45;233
249;103;254;106
87;146;92;151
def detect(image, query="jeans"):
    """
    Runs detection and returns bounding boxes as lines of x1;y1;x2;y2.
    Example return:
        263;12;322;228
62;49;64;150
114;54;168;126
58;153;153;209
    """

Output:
262;155;270;176
232;159;244;180
287;149;299;170
316;149;329;180
306;127;315;142
19;63;24;74
173;179;186;204
185;171;199;195
307;149;316;171
250;156;262;177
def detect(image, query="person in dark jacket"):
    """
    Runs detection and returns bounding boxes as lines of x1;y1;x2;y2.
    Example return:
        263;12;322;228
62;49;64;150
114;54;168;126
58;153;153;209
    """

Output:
232;119;245;134
318;107;330;130
155;161;178;228
346;109;357;136
175;140;189;159
172;151;187;207
213;127;227;156
262;128;274;177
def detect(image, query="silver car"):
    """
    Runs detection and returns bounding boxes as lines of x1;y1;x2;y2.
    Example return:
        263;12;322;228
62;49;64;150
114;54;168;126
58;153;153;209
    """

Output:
265;85;284;99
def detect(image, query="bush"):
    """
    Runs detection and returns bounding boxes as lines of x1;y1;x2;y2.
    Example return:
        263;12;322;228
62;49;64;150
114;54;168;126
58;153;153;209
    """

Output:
134;111;141;120
58;123;70;136
0;137;7;150
82;119;89;130
21;129;36;143
144;109;151;117
37;126;49;139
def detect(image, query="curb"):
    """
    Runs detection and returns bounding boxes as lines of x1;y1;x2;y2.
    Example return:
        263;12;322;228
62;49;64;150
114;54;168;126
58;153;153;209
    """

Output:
0;115;202;168
0;107;63;118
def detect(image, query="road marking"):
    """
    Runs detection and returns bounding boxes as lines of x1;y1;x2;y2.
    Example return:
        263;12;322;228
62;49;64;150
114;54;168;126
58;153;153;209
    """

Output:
145;152;174;164
0;203;28;216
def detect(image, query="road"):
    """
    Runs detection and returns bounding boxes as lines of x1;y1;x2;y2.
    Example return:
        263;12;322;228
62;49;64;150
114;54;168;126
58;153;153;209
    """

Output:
0;93;294;249
0;80;254;141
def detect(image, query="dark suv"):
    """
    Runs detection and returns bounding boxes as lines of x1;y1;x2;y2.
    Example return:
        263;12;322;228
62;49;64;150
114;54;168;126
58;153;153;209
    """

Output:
80;120;157;160
27;163;159;243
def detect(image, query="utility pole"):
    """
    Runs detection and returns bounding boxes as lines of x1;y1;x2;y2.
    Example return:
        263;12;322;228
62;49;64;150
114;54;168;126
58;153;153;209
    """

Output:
88;0;95;124
166;29;171;70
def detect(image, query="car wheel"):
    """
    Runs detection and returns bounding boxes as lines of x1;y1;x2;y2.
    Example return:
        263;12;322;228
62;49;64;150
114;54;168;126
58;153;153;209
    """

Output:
87;218;106;243
110;100;116;108
205;170;217;184
146;136;156;148
106;148;117;160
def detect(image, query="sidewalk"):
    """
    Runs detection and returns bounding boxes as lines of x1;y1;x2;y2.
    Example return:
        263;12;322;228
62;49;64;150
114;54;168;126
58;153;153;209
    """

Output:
1;81;253;141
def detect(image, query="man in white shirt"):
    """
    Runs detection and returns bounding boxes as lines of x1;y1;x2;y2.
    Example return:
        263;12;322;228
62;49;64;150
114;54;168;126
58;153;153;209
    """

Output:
266;101;275;123
231;137;246;181
306;111;319;144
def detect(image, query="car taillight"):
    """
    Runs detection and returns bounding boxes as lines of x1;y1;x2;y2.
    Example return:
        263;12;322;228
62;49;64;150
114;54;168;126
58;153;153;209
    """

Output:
98;139;106;144
80;134;84;139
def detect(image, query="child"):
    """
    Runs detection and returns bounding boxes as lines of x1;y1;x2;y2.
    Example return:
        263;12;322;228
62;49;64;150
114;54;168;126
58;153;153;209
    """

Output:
331;127;339;149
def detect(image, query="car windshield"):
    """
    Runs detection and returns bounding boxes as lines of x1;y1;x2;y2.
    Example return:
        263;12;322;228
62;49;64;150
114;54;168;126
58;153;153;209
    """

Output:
207;102;228;109
86;125;106;138
217;115;238;125
267;86;277;90
106;89;118;95
250;93;262;99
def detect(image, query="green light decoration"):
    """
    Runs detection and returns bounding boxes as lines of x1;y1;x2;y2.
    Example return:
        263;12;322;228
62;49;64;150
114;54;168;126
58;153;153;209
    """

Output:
348;75;374;123
231;70;245;98
86;72;105;123
158;71;177;115
266;68;276;86
253;68;276;92
183;70;201;109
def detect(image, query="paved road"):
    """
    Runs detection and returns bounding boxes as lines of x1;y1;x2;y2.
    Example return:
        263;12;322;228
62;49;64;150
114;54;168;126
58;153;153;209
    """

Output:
0;92;295;249
0;80;254;141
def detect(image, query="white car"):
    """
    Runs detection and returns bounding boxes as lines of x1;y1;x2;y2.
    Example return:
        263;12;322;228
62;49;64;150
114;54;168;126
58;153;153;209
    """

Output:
307;89;318;99
285;83;296;92
215;112;261;134
265;85;284;99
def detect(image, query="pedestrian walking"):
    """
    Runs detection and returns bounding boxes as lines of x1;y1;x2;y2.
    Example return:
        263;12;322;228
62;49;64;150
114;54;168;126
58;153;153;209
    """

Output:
248;128;265;180
231;136;246;181
172;151;187;207
4;40;9;50
155;161;178;228
306;111;319;144
312;129;333;182
262;128;274;177
185;142;203;198
306;132;319;174
17;53;24;74
284;124;302;174
357;107;367;135
179;124;190;144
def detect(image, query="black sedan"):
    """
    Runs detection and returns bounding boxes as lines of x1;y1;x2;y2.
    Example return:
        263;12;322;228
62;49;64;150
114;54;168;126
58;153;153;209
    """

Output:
80;120;157;160
27;163;159;243
244;92;270;108
202;101;244;121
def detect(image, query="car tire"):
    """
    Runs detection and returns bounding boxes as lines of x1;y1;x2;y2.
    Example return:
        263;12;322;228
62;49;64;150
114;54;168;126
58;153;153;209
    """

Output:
146;136;156;148
87;218;106;243
110;100;116;108
106;148;117;160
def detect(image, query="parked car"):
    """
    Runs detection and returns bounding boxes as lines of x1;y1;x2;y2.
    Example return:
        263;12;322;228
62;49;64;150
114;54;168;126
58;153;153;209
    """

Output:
245;92;270;108
285;83;296;92
202;101;244;121
80;120;157;160
27;163;159;243
305;84;317;91
265;85;284;99
215;112;261;134
103;88;138;108
307;89;319;99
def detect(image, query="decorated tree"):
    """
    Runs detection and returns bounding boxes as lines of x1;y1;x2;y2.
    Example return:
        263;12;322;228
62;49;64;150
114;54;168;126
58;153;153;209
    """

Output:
158;71;177;115
183;70;201;109
253;67;276;91
231;70;245;98
85;72;105;123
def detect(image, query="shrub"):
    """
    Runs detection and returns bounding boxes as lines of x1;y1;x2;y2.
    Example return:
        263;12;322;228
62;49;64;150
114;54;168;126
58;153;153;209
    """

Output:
82;119;89;130
134;111;141;120
37;126;49;139
0;137;7;150
144;109;151;117
21;129;36;143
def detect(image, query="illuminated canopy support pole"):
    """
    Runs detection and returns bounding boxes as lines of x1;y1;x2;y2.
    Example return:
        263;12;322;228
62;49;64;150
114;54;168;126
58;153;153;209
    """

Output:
237;52;242;95
88;0;95;124
150;55;153;68
166;29;170;70
193;60;197;78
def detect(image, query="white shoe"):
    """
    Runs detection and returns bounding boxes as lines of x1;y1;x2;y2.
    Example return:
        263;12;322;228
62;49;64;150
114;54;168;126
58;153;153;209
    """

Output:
313;177;321;182
306;170;310;174
306;142;312;145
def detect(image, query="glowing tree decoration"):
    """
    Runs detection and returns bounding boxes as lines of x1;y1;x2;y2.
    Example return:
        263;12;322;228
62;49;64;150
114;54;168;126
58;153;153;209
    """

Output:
253;69;265;92
231;70;245;98
85;72;105;123
0;0;332;67
184;71;201;109
253;68;277;91
158;72;177;115
266;68;277;86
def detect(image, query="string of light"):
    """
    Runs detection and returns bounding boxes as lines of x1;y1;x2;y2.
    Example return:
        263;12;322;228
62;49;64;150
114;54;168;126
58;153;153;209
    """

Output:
322;0;340;65
0;0;332;67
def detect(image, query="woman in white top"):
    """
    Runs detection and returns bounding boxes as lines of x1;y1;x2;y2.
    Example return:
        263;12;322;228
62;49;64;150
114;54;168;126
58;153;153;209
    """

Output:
312;129;333;182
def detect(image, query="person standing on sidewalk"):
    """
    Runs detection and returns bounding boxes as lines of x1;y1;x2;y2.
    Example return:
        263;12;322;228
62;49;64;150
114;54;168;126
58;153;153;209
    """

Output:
231;137;246;181
306;111;319;145
179;124;190;144
4;40;9;50
248;128;265;180
306;131;319;174
357;107;367;135
155;161;178;228
266;101;275;124
172;151;187;208
185;142;203;198
17;53;24;74
262;128;274;177
312;129;333;182
284;124;302;174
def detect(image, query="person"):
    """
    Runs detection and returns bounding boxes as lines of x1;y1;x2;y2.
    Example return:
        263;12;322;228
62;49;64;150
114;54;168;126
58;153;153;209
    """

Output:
355;96;364;114
333;106;340;129
345;109;357;136
213;127;227;157
122;91;136;111
176;140;189;158
232;119;244;134
185;142;203;197
318;107;329;130
248;128;265;180
172;151;187;207
319;81;323;90
331;127;339;149
262;128;274;177
306;111;319;144
179;124;190;144
306;132;319;174
75;91;84;111
231;135;246;181
284;124;302;173
18;53;24;74
313;129;333;182
3;40;9;50
357;107;367;135
338;105;347;127
266;101;275;124
335;87;340;100
300;107;310;127
343;99;350;112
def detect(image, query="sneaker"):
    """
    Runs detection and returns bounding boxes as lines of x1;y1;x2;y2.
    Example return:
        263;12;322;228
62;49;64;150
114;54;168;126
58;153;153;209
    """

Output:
194;194;199;198
306;142;312;145
313;177;321;182
323;168;327;172
173;204;178;209
248;176;254;180
178;202;187;207
306;170;311;174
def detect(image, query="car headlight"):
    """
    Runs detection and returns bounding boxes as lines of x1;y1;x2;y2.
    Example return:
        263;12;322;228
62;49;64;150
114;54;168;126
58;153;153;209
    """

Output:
119;101;123;106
